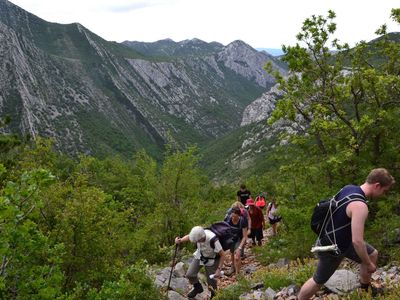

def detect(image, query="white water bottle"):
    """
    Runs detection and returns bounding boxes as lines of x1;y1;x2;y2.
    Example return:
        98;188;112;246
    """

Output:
209;271;224;279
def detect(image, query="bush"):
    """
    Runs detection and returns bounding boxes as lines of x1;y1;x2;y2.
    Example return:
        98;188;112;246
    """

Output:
213;276;252;300
87;261;163;300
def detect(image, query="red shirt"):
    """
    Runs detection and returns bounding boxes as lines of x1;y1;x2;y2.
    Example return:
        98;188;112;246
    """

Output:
248;206;264;229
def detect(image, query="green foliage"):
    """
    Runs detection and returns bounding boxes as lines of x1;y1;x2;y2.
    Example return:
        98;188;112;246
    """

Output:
344;284;400;300
213;276;252;300
86;261;163;300
258;271;293;290
251;259;315;289
258;8;400;267
130;146;212;263
0;166;65;299
367;195;400;264
265;10;400;186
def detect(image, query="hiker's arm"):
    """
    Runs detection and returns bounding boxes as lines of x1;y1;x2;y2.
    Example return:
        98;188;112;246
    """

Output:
348;202;375;272
247;218;252;234
175;235;190;244
237;228;247;251
246;211;252;233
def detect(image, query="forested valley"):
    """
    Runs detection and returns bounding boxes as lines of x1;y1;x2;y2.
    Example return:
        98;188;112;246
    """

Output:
1;9;400;300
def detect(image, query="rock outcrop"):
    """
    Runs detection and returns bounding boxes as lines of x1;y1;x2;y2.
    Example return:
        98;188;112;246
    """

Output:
240;84;285;126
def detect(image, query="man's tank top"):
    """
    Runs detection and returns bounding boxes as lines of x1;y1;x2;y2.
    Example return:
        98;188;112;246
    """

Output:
322;185;367;252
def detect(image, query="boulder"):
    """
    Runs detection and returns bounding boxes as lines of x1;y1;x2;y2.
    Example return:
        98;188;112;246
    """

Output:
239;291;264;300
155;265;190;293
324;269;359;294
173;262;186;277
287;284;299;296
167;290;186;300
265;287;276;300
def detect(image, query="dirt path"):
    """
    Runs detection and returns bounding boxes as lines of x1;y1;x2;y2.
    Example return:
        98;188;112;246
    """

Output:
218;226;274;289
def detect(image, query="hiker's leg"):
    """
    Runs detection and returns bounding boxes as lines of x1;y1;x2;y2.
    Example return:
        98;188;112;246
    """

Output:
298;278;321;300
249;229;255;245
269;218;277;235
225;247;236;276
205;257;220;290
299;252;343;299
240;241;245;258
186;259;201;284
234;247;241;275
256;228;263;246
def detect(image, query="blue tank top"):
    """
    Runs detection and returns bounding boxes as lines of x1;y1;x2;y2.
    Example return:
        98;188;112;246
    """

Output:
322;185;367;252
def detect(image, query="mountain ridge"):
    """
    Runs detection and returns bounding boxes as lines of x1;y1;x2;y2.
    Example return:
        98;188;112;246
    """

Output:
0;0;287;159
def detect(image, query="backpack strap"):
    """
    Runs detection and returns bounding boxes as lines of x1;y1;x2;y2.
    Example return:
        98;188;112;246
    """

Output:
318;192;367;249
209;235;218;249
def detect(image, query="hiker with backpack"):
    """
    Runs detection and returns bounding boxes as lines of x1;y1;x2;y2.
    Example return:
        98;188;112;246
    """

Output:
224;201;251;258
175;226;226;299
266;198;281;236
246;198;265;246
224;206;248;276
298;168;395;300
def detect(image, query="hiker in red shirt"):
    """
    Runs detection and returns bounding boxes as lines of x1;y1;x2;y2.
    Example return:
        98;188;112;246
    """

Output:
255;193;266;210
246;198;265;246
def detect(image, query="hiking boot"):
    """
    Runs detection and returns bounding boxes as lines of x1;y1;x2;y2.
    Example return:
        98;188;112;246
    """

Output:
187;282;203;298
360;283;384;297
371;286;384;297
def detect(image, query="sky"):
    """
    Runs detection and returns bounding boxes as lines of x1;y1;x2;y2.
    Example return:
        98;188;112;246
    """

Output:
8;0;399;49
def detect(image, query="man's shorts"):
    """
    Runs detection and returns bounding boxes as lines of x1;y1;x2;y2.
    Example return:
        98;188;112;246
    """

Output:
230;240;241;253
313;243;376;284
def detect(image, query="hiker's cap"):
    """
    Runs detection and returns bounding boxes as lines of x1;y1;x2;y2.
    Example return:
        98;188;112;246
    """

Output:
246;198;255;206
189;226;206;243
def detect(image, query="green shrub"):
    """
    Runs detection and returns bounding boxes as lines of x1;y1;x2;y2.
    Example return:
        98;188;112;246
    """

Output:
252;258;316;289
87;261;163;300
213;277;252;300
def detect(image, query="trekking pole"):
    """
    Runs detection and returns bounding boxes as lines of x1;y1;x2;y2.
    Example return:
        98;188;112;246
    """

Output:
166;243;179;293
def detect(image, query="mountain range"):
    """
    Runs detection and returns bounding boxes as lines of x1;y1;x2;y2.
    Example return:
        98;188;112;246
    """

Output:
0;0;288;165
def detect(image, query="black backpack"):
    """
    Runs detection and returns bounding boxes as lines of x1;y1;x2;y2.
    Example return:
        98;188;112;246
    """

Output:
310;198;335;235
207;221;235;251
310;193;367;235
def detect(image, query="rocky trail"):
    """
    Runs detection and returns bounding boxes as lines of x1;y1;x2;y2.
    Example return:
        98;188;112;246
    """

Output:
155;225;399;300
218;227;274;290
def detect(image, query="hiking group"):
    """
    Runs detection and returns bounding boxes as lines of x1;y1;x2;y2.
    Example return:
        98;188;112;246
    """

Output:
174;168;395;300
175;184;281;299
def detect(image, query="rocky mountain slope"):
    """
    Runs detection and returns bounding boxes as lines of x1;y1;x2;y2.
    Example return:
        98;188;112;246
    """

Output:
0;0;287;159
200;86;290;181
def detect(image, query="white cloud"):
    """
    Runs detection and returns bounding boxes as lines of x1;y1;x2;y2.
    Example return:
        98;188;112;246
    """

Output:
8;0;400;48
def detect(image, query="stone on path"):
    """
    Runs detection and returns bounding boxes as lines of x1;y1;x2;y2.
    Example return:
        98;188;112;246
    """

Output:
324;269;359;295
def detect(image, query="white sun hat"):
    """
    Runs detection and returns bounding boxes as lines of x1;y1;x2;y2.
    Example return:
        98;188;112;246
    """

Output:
189;226;206;243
